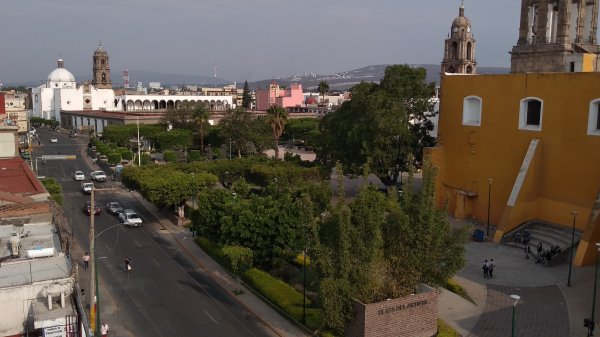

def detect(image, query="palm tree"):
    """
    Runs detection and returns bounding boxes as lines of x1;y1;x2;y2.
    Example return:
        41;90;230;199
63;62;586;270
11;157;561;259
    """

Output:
318;80;329;105
193;103;211;154
265;105;288;160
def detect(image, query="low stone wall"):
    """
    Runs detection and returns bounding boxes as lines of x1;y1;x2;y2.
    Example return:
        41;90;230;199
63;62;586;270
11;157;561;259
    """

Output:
346;284;438;337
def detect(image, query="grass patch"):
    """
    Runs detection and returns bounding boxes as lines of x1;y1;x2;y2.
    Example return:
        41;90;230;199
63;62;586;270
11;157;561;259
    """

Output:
445;278;475;305
437;319;460;337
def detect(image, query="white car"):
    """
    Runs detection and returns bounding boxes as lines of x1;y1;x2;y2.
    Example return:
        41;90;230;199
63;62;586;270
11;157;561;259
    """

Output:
81;182;94;194
50;137;58;143
90;170;107;182
119;209;142;227
74;171;85;181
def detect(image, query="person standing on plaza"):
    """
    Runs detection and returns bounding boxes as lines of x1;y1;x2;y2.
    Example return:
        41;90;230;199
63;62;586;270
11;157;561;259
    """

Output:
536;241;543;262
124;256;131;272
100;322;109;337
483;259;490;279
83;252;90;270
489;259;495;278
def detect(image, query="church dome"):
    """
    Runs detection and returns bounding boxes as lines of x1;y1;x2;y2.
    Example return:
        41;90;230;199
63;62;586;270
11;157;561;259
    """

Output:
452;5;471;28
47;59;75;83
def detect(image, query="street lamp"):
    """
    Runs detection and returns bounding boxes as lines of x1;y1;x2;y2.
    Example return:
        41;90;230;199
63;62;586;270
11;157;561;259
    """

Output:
586;243;600;337
567;211;578;287
510;294;520;337
487;178;493;237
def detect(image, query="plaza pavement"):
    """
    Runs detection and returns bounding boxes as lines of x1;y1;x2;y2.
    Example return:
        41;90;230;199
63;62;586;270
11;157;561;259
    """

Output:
440;220;596;337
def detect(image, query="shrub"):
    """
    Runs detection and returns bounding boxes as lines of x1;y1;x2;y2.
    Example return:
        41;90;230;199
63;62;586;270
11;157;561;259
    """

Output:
244;268;323;330
293;252;311;267
195;237;228;267
189;150;201;161
108;153;121;165
164;150;177;163
40;177;63;205
437;319;459;337
141;153;152;165
445;279;475;304
121;150;133;161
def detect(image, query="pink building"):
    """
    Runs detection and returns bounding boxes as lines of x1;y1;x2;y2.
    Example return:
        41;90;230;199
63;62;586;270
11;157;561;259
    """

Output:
255;81;304;110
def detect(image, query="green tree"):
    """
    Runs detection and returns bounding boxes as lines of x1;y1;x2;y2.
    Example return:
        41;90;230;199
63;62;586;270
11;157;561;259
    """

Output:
222;245;253;294
318;80;329;105
40;177;63;205
265;105;288;160
316;64;436;186
242;80;253;109
193;104;211;154
219;107;254;158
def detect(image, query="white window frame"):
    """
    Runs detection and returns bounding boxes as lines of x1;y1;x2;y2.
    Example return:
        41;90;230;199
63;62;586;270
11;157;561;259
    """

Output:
462;96;482;126
588;99;600;136
519;97;543;131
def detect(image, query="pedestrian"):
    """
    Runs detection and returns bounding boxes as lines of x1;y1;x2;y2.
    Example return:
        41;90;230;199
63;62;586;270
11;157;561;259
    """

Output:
482;259;490;279
124;256;131;272
524;229;531;246
525;243;531;259
489;259;495;278
536;241;543;262
100;322;109;337
83;252;90;270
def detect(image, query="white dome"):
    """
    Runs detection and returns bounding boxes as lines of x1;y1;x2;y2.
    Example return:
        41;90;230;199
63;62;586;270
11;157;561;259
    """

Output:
47;68;75;83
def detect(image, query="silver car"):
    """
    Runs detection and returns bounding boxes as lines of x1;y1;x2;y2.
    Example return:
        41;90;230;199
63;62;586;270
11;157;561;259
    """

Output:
106;201;124;215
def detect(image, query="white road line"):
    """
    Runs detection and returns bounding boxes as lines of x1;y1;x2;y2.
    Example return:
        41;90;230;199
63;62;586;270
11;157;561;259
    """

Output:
204;310;219;325
152;258;160;267
134;240;141;248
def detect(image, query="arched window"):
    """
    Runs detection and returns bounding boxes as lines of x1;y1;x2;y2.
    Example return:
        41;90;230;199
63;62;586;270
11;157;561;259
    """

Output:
467;43;472;60
466;66;473;74
451;42;458;60
519;97;543;131
462;96;482;126
588;99;600;136
102;73;106;81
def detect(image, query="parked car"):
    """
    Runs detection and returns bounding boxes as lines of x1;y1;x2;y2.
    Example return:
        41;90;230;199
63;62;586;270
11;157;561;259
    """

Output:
50;137;58;143
98;155;108;162
74;171;85;181
90;170;107;182
81;182;94;194
119;209;142;227
68;131;77;138
84;201;101;215
106;201;124;215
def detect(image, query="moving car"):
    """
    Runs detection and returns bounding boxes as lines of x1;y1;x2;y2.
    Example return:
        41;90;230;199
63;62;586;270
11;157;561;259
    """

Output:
50;137;58;143
90;170;107;182
106;201;124;215
84;201;101;215
119;209;142;227
81;182;94;194
68;131;77;138
74;171;85;181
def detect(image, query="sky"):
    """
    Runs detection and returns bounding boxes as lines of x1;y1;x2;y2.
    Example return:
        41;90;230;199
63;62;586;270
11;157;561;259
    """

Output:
1;0;523;86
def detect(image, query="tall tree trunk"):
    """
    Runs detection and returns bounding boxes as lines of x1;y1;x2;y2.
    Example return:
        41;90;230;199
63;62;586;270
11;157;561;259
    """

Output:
200;125;205;154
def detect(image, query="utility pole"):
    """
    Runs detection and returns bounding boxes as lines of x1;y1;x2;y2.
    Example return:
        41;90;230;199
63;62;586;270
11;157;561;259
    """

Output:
89;187;97;334
137;117;141;166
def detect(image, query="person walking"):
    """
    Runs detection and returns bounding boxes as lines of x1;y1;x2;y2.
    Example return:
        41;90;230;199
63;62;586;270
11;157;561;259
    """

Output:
536;241;543;262
525;243;531;259
482;259;490;279
83;252;90;270
489;259;495;278
124;256;131;272
100;322;109;337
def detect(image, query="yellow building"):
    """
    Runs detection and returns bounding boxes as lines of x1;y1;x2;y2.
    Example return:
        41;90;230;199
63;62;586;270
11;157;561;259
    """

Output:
428;72;600;265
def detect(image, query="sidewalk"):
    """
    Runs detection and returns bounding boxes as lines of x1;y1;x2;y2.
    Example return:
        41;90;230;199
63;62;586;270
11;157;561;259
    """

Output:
128;189;312;337
438;219;595;337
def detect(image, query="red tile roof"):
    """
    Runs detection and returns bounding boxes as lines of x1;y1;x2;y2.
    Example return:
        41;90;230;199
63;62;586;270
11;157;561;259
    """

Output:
0;158;46;195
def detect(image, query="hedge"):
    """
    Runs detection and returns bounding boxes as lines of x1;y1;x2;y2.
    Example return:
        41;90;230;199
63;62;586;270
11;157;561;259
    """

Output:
243;268;323;330
164;150;177;163
108;153;121;165
189;150;201;161
437;319;460;337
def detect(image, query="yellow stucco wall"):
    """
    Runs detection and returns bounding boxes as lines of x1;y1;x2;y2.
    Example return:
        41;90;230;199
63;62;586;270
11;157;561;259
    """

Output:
434;72;600;265
582;53;597;72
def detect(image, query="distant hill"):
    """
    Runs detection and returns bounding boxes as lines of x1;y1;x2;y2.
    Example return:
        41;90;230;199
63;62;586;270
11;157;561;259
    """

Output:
249;64;510;91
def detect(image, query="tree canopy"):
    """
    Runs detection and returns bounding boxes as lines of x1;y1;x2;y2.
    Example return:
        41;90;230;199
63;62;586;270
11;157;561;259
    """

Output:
265;105;289;160
242;81;253;109
316;64;437;186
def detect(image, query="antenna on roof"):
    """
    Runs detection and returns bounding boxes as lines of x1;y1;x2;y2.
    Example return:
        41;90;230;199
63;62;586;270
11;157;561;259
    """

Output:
213;62;218;88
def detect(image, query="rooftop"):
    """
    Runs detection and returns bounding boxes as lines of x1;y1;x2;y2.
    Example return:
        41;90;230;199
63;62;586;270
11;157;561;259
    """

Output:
0;157;47;196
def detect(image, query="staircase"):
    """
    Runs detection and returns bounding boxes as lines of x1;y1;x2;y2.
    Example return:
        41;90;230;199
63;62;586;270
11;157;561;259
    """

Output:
501;220;582;266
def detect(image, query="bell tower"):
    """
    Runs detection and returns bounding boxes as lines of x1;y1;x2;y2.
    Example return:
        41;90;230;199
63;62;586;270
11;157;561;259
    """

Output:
441;3;477;74
92;42;112;89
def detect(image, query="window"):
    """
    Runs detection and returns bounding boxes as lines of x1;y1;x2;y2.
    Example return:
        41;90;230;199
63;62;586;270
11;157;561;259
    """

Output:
588;99;600;136
519;98;543;131
462;96;482;126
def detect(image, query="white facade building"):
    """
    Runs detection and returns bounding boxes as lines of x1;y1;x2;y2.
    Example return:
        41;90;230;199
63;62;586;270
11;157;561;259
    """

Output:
31;59;116;122
115;93;235;111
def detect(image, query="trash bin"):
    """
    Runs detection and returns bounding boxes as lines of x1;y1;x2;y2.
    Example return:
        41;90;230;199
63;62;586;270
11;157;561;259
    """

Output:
473;229;485;242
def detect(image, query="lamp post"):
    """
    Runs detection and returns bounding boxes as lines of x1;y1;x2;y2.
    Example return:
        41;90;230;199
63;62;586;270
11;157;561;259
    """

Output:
510;294;520;337
587;243;600;337
487;178;493;237
89;187;97;334
567;211;578;287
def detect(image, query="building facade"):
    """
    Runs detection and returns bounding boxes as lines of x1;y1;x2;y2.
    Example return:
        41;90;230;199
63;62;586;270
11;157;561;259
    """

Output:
429;72;600;266
92;43;112;89
255;81;304;110
510;0;600;73
441;4;477;74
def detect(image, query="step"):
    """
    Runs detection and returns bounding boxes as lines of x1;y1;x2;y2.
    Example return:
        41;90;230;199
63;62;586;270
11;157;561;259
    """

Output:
528;229;574;247
530;225;582;242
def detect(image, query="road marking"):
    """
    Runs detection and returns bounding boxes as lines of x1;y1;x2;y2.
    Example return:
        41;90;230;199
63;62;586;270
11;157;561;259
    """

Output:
152;258;160;267
204;310;218;325
134;240;141;248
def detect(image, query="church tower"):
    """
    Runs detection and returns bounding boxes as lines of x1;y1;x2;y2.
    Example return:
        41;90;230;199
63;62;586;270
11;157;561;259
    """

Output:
441;3;477;74
92;43;112;89
510;0;600;73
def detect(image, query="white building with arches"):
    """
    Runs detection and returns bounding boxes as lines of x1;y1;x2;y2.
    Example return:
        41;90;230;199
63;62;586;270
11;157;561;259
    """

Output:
114;93;234;112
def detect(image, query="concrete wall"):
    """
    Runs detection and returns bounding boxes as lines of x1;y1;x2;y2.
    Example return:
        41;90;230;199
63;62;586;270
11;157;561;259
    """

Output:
432;72;600;265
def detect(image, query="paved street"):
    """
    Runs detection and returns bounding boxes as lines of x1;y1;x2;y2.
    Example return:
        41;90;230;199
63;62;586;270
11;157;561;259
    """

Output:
34;128;278;337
